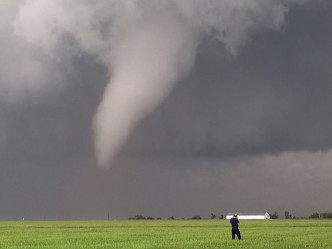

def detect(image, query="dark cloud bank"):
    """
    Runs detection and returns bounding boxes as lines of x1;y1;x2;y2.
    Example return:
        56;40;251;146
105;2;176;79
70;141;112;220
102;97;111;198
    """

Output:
0;0;332;219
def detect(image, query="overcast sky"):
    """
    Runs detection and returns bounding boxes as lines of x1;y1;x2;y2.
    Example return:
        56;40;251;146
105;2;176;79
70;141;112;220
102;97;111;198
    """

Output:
1;0;332;219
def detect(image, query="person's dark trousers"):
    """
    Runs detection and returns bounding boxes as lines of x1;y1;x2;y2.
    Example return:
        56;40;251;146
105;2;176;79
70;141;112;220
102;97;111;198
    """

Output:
232;228;241;240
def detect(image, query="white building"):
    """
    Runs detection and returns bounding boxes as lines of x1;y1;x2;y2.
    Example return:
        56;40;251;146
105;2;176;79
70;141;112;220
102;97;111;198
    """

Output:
226;212;270;220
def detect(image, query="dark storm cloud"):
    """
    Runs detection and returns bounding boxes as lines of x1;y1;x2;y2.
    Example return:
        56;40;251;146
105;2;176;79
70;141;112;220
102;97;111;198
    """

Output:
0;0;332;219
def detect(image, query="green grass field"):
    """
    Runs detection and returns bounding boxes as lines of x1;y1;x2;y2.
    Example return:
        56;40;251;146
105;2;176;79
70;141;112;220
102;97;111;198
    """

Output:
0;219;331;249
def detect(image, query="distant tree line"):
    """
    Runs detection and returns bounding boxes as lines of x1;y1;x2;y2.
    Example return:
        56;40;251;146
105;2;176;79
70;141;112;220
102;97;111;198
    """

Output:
309;212;332;219
283;210;332;219
128;215;161;220
128;213;225;220
127;211;332;220
210;213;224;219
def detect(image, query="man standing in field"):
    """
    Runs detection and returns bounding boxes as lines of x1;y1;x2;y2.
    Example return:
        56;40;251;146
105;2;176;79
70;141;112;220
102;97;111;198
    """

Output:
230;213;241;240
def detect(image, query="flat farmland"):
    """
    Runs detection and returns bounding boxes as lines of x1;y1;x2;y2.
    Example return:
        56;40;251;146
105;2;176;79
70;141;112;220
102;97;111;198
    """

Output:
0;219;331;249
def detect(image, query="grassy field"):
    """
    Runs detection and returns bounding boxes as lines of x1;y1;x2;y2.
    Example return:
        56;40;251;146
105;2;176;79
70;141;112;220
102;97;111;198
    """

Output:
0;219;331;249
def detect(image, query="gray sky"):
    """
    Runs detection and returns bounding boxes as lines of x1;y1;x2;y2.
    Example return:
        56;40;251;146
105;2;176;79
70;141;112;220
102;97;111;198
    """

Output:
1;0;332;219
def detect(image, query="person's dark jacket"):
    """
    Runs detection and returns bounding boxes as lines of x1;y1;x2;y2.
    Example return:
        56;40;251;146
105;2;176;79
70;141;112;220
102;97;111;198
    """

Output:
230;217;239;229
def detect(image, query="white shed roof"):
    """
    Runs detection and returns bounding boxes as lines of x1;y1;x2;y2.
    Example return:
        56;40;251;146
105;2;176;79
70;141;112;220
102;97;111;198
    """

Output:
226;212;270;219
226;212;268;216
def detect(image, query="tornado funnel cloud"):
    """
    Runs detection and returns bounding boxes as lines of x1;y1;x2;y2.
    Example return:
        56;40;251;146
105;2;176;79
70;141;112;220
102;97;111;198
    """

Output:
93;23;198;168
